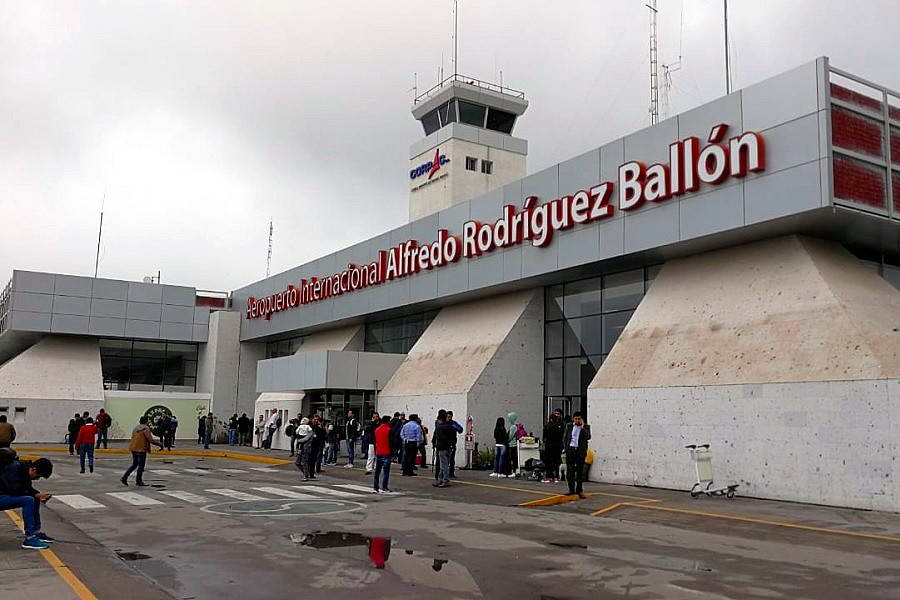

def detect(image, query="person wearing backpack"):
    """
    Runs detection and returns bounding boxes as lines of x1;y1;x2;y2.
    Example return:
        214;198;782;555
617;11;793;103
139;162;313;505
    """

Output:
0;449;55;549
293;418;314;481
285;419;298;456
0;415;16;448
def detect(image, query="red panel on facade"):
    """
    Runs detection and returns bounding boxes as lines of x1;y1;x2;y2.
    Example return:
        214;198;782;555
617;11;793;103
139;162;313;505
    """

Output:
831;106;883;158
833;155;886;210
894;171;900;215
892;127;900;166
196;295;227;308
831;83;900;121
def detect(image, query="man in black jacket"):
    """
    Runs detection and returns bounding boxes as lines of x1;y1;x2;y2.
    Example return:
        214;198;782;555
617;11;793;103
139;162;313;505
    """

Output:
67;413;83;455
432;410;457;488
0;455;55;549
542;409;564;483
237;413;252;446
563;412;591;498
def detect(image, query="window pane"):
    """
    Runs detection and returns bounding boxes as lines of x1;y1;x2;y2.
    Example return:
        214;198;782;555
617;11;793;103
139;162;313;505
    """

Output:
580;356;599;397
565;314;603;356
132;341;166;359
100;338;132;356
366;322;384;343
564;277;602;318
564;357;581;395
437;100;457;126
603;269;644;312
545;359;563;396
382;339;405;354
101;356;130;389
646;264;663;291
458;100;486;127
486;108;515;133
382;318;404;341
167;343;198;360
421;109;440;135
403;314;424;339
545;321;563;358
546;285;564;321
602;310;634;353
130;357;165;385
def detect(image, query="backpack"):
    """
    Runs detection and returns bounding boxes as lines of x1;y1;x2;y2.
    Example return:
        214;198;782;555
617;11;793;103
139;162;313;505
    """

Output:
285;424;296;437
0;447;18;468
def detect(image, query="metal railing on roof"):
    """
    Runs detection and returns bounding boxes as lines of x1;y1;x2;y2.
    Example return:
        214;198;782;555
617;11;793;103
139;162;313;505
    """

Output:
414;73;525;104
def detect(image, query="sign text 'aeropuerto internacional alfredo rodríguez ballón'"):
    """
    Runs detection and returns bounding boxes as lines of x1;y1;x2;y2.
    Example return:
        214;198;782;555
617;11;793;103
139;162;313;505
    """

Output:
247;124;765;320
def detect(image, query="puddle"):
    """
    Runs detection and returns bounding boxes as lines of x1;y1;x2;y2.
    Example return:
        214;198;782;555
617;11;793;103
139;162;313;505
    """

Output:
548;541;588;550
117;551;151;561
293;531;481;595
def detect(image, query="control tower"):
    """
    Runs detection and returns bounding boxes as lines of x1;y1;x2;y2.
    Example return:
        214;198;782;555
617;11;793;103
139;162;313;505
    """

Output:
408;75;529;221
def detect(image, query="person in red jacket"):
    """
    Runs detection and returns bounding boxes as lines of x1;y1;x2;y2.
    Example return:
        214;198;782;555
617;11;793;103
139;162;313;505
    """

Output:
372;415;394;494
75;417;98;474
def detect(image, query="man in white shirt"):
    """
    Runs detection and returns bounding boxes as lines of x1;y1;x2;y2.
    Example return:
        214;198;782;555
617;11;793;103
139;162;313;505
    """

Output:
264;409;280;450
563;412;591;498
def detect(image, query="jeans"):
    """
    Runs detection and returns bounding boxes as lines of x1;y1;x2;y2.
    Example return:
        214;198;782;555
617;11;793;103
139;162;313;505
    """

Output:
123;451;148;484
295;442;311;478
402;440;418;475
326;443;338;464
437;449;450;483
95;428;108;449
68;434;77;455
366;444;375;473
228;429;238;446
204;430;212;449
0;495;42;537
239;431;250;446
346;439;356;465
360;438;369;460
374;455;391;491
493;445;507;474
264;428;275;450
565;448;586;495
448;445;457;478
78;443;94;472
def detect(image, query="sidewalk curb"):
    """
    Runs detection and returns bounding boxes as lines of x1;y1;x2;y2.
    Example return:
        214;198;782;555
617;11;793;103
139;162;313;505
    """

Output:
11;446;293;465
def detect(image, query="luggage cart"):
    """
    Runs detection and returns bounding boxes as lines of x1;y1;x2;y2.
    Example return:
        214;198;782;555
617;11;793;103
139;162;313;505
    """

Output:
685;444;738;499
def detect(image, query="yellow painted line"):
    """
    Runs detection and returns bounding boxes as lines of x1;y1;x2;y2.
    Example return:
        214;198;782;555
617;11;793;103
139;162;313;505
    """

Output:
4;510;98;600
454;479;559;497
12;446;292;465
607;502;900;544
520;494;579;507
591;502;626;516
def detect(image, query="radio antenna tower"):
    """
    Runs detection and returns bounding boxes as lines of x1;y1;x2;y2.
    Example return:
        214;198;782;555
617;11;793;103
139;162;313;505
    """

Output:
724;0;731;94
266;219;273;277
661;0;684;119
647;0;659;125
452;0;458;75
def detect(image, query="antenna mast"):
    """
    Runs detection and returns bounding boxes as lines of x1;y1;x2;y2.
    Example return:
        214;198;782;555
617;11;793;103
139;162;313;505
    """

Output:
647;0;659;125
452;0;458;75
93;190;105;278
266;219;273;277
724;0;731;94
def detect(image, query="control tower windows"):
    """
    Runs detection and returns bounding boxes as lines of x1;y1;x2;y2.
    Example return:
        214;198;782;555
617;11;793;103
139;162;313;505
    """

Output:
486;108;516;134
481;159;493;175
465;156;478;171
437;101;457;127
421;109;441;136
458;100;487;127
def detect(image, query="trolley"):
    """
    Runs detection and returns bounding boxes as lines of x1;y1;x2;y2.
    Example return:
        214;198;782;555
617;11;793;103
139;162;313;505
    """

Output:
685;443;738;499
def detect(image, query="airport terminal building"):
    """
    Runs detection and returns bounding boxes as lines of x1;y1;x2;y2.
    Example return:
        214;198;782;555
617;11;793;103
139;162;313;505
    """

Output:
2;57;900;512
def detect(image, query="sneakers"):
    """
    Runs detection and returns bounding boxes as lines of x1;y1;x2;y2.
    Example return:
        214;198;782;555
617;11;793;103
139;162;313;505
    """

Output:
36;532;55;543
372;489;381;494
22;537;50;550
382;489;393;494
541;478;551;483
302;477;309;482
489;472;498;477
136;482;149;487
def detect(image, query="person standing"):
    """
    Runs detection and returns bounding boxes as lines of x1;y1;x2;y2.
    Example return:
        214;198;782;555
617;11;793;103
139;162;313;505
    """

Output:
197;414;206;445
263;408;279;450
120;416;162;487
286;418;299;457
432;410;455;488
254;415;265;449
418;421;429;469
490;417;508;478
446;411;463;479
364;413;380;475
237;413;251;446
74;417;98;474
372;415;393;494
542;409;564;483
67;413;83;456
203;413;215;449
0;454;55;550
228;413;239;446
0;415;16;448
95;408;112;449
308;415;326;476
400;415;422;476
389;413;403;464
344;411;360;468
293;418;314;481
506;412;520;476
167;415;178;450
563;412;591;498
325;423;337;463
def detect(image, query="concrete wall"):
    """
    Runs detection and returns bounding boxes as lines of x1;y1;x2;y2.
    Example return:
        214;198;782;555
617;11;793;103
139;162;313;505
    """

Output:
588;235;900;511
104;391;211;440
197;310;241;416
0;336;104;442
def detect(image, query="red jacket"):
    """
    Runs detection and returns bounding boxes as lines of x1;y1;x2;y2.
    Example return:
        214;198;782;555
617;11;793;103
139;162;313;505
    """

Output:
75;424;98;446
374;423;392;457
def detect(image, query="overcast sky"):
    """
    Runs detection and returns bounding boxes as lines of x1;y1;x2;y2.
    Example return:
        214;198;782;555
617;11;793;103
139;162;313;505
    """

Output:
2;1;899;292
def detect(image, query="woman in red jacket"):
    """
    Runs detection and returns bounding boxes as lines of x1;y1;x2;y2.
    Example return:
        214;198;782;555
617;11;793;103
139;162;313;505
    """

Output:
372;415;394;494
75;417;98;474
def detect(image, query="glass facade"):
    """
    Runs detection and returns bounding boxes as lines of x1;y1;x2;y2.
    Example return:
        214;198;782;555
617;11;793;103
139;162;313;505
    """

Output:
100;339;198;392
265;335;306;359
418;99;517;135
544;266;659;418
364;310;438;354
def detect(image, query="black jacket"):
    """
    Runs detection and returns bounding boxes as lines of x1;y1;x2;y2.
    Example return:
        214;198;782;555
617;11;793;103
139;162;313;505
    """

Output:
543;419;564;450
563;423;591;457
345;418;360;440
237;416;251;433
433;422;458;451
0;461;39;497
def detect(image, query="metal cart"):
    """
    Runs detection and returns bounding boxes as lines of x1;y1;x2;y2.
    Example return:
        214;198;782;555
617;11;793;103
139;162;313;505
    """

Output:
686;444;738;499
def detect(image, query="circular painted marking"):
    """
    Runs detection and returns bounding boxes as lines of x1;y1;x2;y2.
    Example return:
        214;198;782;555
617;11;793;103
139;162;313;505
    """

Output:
201;498;365;517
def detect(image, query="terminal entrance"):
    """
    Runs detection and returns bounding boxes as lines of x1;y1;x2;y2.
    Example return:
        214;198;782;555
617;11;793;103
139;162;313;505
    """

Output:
306;390;376;430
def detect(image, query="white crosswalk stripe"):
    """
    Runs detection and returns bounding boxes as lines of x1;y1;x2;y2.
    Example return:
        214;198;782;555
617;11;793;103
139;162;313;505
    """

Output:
54;494;106;509
251;487;317;499
294;485;363;498
205;489;267;501
182;468;211;475
107;492;165;506
218;468;248;473
249;467;278;472
334;483;401;495
156;490;209;504
148;469;179;475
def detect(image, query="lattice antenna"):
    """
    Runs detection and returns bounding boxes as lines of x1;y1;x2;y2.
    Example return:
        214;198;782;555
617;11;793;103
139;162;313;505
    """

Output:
647;0;659;125
266;219;273;277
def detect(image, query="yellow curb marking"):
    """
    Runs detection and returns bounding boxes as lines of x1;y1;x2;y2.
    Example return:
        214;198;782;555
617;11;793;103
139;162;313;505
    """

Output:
5;510;98;600
12;446;292;466
520;494;579;507
593;501;900;544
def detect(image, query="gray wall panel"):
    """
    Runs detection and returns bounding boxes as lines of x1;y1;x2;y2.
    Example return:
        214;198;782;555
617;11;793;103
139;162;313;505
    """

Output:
522;164;558;201
748;112;820;177
325;351;358;389
162;285;195;306
469;187;502;224
14;271;55;294
10;310;51;332
624;117;677;165
162;304;195;324
521;241;558;277
597;218;625;260
502;180;523;206
438;201;470;231
126;301;162;321
409;271;438;303
502;247;523;282
679;185;744;240
92;279;128;301
54;274;93;297
192;324;209;342
127;282;163;303
558;225;600;270
160;322;193;341
624;204;679;254
12;291;53;313
52;295;92;317
193;306;210;324
51;313;90;335
388;277;411;307
558;148;600;194
468;253;503;289
410;212;440;244
678;92;742;141
745;160;822;225
90;298;127;319
89;316;125;336
742;60;819;132
599;139;625;185
437;261;469;296
125;319;161;339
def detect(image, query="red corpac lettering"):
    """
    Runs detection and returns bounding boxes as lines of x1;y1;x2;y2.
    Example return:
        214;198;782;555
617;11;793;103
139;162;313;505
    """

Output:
246;123;765;319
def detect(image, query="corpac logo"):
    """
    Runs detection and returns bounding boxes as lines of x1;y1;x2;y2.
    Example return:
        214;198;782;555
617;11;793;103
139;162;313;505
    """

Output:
410;148;449;180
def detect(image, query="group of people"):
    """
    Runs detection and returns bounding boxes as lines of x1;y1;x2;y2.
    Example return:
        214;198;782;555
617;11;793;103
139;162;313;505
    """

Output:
196;412;253;449
65;409;113;474
153;413;179;450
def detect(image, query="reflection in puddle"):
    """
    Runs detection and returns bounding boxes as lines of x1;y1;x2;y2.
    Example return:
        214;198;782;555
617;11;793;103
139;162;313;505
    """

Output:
294;531;481;595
